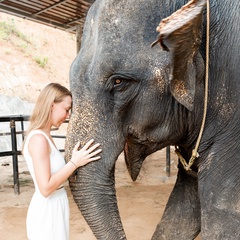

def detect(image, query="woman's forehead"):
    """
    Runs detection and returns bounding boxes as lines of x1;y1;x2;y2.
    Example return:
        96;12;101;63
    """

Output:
61;95;72;106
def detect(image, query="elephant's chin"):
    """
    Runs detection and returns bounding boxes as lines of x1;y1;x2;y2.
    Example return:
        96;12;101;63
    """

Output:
124;142;147;181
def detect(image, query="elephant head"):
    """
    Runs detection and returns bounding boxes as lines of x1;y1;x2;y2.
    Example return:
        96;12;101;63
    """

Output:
65;0;206;238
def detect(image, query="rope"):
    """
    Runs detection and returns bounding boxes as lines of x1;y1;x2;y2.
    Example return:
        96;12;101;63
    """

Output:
176;0;210;171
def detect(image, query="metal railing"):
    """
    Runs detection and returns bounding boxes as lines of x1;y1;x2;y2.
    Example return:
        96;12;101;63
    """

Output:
0;115;29;194
0;115;67;195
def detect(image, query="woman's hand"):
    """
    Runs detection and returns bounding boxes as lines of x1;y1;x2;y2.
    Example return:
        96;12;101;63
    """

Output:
70;139;102;168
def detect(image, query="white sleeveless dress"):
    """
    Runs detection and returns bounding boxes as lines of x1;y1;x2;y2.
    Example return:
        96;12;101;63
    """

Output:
23;130;69;240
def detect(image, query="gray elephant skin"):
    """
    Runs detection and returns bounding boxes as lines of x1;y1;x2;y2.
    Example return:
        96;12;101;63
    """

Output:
65;0;240;239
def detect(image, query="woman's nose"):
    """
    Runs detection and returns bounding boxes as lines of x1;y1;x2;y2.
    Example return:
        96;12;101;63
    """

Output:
66;112;70;119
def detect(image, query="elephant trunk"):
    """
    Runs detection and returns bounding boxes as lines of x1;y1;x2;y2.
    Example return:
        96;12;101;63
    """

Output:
69;167;126;239
65;107;126;239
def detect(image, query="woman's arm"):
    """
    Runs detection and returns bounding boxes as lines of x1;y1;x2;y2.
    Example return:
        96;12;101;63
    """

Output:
28;134;101;197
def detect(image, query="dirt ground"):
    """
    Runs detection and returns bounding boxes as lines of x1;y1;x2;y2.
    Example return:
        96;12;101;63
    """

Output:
0;147;200;240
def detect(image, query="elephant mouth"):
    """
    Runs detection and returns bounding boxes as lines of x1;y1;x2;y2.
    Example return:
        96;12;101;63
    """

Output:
124;139;150;181
124;130;163;181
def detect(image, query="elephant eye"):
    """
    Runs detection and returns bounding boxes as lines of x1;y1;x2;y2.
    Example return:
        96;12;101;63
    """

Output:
106;74;137;92
114;79;123;87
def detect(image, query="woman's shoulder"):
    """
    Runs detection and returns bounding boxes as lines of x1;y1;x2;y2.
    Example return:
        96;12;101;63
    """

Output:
28;131;48;147
27;130;51;155
27;129;49;139
28;129;45;136
26;130;50;146
23;130;50;157
29;131;47;142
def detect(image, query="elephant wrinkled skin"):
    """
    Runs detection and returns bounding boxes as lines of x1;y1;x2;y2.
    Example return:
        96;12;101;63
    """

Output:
65;0;240;239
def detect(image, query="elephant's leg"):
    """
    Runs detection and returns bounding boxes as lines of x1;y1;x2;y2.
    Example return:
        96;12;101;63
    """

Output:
199;156;240;240
152;166;201;240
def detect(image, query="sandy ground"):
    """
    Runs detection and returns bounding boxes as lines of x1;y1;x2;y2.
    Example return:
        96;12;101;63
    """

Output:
0;147;190;240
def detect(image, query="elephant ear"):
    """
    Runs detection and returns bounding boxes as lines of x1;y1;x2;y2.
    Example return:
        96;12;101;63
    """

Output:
152;0;206;111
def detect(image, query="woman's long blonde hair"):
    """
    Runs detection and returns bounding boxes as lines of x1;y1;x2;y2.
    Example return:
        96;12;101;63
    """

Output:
22;83;72;150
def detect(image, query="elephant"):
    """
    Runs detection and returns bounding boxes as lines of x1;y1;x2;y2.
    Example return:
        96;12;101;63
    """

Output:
65;0;240;239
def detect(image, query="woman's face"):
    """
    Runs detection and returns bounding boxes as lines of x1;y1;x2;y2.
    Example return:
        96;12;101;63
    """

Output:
51;95;72;128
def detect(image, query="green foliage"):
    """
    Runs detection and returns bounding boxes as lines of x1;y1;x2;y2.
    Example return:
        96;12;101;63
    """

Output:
18;42;28;53
0;18;30;43
0;19;14;39
0;18;50;68
34;56;49;68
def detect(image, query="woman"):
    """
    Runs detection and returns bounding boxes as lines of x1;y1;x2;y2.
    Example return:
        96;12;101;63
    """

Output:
23;83;102;240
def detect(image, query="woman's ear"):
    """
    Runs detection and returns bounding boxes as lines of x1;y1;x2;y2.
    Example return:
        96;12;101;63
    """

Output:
51;102;55;111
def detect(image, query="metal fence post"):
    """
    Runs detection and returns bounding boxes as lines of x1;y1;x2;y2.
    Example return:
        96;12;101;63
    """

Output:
166;146;171;177
20;118;25;142
10;119;20;195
